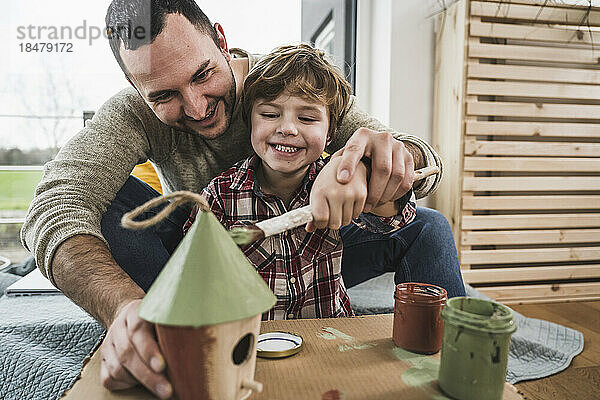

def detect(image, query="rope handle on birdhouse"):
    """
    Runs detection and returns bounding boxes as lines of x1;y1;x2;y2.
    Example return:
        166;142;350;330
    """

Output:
121;190;210;230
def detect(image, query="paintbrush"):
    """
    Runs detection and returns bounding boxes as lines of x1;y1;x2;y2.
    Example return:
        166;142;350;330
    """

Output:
230;165;440;245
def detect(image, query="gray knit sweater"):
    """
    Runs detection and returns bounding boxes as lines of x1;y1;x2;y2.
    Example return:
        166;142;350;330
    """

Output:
21;49;443;284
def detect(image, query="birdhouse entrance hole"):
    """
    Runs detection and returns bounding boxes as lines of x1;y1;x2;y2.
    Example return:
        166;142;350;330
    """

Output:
232;333;254;365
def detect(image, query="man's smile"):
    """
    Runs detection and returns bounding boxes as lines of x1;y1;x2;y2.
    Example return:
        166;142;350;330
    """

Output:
185;101;219;127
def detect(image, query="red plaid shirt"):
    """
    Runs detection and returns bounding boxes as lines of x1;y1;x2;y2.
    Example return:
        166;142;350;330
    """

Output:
184;155;416;320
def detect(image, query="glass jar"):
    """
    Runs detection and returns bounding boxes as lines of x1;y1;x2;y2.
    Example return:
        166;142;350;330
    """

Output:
438;297;517;400
392;282;447;354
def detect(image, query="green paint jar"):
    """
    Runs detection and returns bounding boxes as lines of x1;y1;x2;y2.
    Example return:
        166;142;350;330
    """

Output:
438;297;516;400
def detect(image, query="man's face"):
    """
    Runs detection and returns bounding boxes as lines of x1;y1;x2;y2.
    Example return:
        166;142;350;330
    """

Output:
119;14;236;138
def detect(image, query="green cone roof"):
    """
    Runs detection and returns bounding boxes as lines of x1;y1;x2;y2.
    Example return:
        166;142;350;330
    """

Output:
138;210;276;327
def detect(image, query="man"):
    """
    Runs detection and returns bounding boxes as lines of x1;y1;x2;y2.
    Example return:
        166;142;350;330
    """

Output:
21;1;464;399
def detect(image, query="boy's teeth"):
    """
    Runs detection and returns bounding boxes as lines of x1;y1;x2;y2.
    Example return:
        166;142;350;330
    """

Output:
274;144;299;153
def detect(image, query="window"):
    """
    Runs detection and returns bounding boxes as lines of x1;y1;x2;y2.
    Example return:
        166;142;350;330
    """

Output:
302;0;357;90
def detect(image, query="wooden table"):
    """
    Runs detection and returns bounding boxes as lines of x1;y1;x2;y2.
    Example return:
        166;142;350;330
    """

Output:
63;314;522;399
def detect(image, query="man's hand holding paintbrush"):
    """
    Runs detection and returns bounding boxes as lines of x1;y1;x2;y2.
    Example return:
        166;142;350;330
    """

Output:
230;159;439;246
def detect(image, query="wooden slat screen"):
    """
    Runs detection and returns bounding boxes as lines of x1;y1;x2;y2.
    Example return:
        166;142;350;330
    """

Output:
462;0;600;289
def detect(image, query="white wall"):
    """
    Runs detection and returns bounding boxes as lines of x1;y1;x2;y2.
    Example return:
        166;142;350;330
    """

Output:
355;0;435;143
356;0;391;126
355;0;437;206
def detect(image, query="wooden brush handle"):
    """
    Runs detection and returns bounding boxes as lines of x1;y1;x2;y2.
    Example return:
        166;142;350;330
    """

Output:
255;166;439;237
255;205;314;237
414;165;439;181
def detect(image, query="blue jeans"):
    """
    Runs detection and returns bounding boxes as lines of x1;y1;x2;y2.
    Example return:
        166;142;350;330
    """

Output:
340;208;465;298
102;176;465;297
100;176;191;292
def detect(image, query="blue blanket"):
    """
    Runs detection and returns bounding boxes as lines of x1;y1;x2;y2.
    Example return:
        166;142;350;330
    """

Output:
0;295;104;400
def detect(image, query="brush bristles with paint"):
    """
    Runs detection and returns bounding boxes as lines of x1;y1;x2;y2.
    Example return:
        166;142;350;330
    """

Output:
230;205;314;245
230;165;440;246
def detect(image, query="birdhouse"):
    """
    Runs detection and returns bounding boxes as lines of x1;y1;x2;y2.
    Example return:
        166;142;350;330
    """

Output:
137;209;277;400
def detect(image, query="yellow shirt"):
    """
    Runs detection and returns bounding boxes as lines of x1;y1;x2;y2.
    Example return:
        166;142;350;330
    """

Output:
131;161;163;194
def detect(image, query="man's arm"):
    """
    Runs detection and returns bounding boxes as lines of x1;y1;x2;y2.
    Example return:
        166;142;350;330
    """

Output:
53;235;143;328
54;235;173;399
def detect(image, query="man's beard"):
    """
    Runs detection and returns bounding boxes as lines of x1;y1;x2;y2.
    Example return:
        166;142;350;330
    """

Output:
220;66;237;133
179;64;237;138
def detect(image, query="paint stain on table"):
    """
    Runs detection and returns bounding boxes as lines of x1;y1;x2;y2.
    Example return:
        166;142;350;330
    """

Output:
392;346;451;398
317;327;377;352
321;389;345;400
317;327;355;341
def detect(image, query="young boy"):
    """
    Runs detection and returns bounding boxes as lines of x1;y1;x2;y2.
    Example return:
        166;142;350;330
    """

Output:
185;44;416;320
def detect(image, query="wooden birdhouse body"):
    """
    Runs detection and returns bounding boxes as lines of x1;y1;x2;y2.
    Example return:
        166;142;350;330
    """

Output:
156;315;261;400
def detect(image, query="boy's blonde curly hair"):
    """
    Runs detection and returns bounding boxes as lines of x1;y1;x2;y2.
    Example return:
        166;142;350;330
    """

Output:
242;43;352;140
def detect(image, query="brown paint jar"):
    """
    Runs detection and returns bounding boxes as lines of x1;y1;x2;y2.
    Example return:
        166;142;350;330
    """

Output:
392;282;447;354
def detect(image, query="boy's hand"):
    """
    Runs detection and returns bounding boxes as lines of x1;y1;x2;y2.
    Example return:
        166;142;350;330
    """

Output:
307;153;368;231
335;128;416;213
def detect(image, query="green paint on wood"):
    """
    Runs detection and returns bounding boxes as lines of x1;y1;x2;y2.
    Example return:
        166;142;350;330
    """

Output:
410;357;440;370
351;342;377;350
338;344;353;352
392;346;422;362
317;327;376;352
322;327;355;342
317;332;338;340
393;346;441;390
401;367;437;387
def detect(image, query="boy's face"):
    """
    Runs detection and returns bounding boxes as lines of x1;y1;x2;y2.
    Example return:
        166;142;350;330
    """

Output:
251;91;329;176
